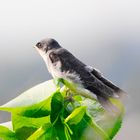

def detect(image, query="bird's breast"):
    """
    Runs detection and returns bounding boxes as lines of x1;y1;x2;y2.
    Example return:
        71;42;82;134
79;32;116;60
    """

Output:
45;52;82;85
45;54;62;78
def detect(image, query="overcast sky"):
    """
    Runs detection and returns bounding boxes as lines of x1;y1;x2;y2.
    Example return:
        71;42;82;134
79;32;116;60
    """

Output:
0;0;140;139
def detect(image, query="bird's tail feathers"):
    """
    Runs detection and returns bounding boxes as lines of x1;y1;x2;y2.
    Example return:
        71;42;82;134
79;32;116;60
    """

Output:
97;95;121;115
91;68;127;100
112;88;127;102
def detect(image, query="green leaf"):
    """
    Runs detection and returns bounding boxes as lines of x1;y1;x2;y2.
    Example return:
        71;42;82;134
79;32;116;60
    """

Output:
65;106;86;125
96;98;124;139
0;80;56;108
0;80;56;118
50;91;63;123
27;123;56;140
50;91;69;140
10;114;50;140
64;125;72;140
14;127;36;140
69;112;109;140
53;118;68;140
0;121;13;130
12;114;50;131
0;95;51;118
82;98;124;139
0;125;18;140
88;115;110;140
0;80;125;140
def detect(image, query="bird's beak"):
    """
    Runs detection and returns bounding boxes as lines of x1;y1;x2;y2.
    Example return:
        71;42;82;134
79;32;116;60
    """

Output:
34;45;42;55
34;45;39;52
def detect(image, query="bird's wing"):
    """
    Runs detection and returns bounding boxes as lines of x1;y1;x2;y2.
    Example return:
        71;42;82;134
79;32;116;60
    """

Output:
85;66;125;97
55;48;86;72
80;67;116;98
82;66;126;112
50;49;124;112
54;49;116;98
50;49;122;99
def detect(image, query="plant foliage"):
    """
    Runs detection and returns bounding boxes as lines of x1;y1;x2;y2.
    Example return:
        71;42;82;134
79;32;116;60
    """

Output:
0;80;125;140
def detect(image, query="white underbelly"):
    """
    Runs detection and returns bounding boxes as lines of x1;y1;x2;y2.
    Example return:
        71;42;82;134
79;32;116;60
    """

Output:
44;55;80;83
46;56;63;78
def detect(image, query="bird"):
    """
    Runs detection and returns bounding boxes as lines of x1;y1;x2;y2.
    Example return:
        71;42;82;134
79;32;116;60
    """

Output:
34;38;125;113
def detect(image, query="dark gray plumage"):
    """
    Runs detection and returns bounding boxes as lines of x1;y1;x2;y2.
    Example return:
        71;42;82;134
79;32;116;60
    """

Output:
35;38;125;112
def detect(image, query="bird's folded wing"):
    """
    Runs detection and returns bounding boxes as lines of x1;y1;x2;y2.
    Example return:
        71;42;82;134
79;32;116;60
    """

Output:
85;66;125;98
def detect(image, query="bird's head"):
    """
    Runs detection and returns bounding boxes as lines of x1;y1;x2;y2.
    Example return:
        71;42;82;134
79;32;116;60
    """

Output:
34;38;61;56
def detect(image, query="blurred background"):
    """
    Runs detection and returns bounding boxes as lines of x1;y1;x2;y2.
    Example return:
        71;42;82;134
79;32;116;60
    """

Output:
0;0;140;139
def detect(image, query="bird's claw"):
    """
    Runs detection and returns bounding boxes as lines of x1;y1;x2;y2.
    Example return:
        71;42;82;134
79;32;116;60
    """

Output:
64;89;75;102
64;95;74;102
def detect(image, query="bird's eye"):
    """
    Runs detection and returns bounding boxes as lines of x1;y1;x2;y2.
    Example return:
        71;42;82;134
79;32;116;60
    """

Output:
36;42;42;48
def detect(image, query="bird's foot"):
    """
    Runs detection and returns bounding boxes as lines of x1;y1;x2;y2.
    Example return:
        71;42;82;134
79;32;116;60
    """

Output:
64;94;74;102
64;88;75;102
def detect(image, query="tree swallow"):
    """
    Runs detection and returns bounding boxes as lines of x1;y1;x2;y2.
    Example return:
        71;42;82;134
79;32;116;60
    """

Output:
34;38;125;112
